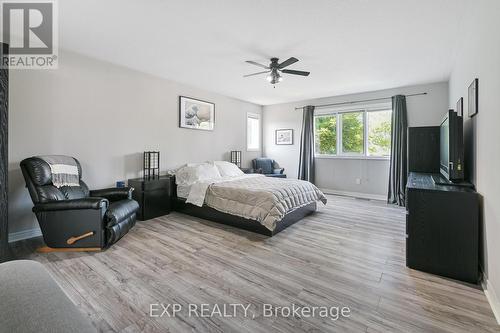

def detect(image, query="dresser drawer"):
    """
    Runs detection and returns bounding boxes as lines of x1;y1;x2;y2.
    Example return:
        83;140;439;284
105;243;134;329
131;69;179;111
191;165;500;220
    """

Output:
143;178;169;190
128;176;174;221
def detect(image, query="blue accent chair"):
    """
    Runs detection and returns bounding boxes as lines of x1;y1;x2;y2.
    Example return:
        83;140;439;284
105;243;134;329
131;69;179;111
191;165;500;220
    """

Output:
252;158;286;178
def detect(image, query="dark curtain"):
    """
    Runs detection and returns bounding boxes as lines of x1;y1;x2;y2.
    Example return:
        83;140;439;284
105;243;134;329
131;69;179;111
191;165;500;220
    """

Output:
298;105;315;183
388;95;408;206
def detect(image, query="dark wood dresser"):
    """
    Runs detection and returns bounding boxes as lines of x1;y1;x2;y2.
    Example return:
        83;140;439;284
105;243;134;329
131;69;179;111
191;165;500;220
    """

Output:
406;172;479;283
128;176;174;221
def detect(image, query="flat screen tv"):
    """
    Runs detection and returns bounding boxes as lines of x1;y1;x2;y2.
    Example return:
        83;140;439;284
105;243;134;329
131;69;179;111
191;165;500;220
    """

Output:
440;109;464;182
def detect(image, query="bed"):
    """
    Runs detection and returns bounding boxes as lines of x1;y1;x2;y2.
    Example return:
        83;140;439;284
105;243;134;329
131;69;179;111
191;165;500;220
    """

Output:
172;162;327;236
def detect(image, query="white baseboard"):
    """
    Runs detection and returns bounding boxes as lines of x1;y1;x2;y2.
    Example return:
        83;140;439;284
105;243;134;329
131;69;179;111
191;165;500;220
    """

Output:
8;227;42;243
320;188;386;201
482;276;500;325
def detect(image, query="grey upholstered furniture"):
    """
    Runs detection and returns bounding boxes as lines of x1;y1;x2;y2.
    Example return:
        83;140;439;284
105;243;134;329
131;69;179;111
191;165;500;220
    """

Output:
252;158;286;178
0;260;96;332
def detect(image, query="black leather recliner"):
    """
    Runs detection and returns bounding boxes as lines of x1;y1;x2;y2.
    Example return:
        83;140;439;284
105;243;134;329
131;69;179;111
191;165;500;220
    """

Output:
20;156;139;249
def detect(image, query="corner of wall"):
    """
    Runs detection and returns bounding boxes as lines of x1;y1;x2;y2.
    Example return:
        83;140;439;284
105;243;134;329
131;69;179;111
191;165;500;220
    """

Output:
482;274;500;325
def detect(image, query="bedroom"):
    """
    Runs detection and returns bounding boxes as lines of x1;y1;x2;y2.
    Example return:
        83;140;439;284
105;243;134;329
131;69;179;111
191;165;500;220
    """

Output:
1;0;500;332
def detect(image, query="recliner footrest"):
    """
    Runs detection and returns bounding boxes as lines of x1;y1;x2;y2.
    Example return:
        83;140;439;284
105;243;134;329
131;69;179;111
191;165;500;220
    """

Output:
105;200;139;227
106;214;136;247
265;174;287;178
104;199;139;247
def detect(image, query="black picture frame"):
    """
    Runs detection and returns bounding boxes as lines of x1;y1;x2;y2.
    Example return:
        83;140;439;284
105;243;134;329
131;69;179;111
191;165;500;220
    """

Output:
275;129;294;145
468;78;478;117
456;97;463;117
179;96;215;131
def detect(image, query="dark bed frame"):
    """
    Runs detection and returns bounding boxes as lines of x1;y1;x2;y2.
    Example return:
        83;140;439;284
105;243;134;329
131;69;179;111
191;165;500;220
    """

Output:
170;177;317;236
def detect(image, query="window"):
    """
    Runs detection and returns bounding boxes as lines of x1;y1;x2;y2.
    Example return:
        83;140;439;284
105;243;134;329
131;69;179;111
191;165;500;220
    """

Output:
341;112;364;154
367;110;392;156
314;106;392;158
247;113;260;151
314;115;337;155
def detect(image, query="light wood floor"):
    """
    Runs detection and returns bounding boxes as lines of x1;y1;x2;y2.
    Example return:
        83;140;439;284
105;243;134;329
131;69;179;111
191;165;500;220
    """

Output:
12;195;500;332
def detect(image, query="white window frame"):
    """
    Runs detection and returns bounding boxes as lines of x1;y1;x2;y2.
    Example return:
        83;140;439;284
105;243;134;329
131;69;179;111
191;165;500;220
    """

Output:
246;112;261;152
314;102;392;160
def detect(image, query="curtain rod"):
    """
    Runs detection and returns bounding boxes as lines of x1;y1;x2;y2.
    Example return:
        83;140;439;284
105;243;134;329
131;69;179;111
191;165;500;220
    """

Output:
294;92;427;110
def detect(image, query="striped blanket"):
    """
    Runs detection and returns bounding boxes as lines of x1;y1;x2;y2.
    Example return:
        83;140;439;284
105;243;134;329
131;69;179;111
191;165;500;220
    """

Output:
39;155;80;188
187;174;327;231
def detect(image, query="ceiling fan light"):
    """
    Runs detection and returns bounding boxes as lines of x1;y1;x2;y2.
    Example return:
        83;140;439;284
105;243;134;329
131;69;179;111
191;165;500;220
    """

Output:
244;56;309;86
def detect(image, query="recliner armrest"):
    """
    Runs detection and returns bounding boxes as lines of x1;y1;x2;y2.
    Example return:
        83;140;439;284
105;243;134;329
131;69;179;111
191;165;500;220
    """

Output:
273;168;285;174
33;198;109;212
89;187;134;201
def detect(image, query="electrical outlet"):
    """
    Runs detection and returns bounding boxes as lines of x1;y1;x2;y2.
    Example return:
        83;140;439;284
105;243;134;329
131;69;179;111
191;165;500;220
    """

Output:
355;178;361;185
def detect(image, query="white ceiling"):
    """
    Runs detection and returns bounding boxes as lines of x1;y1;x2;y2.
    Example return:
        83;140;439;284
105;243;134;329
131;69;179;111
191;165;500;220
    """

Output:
58;0;467;105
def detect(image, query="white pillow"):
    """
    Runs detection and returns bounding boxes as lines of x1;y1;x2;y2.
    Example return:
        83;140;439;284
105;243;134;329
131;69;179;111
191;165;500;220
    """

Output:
175;165;196;186
187;162;205;167
213;161;244;177
196;163;221;181
175;163;221;186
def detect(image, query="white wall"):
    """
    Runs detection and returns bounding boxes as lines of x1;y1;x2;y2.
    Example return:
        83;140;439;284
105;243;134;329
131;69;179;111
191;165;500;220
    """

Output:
263;82;448;197
448;0;500;320
8;51;262;236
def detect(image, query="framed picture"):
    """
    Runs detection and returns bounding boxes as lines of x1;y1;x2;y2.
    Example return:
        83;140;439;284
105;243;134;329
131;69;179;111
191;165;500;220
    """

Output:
468;78;478;117
456;97;463;117
179;96;215;130
275;129;293;145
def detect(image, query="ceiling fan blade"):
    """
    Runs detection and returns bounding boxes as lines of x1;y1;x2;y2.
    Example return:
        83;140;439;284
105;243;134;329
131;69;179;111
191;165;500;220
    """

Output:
278;57;299;69
282;69;310;76
243;70;269;77
245;61;269;69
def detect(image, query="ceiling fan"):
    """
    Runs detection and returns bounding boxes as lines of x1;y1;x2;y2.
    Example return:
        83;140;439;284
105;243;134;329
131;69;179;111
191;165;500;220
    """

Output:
244;57;310;86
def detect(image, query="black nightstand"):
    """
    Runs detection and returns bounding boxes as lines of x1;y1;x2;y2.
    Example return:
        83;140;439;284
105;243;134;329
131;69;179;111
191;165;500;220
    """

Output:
128;175;174;221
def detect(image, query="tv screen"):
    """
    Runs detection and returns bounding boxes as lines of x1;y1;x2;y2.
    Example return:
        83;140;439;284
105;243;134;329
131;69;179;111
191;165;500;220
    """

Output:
440;117;449;178
439;109;464;182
